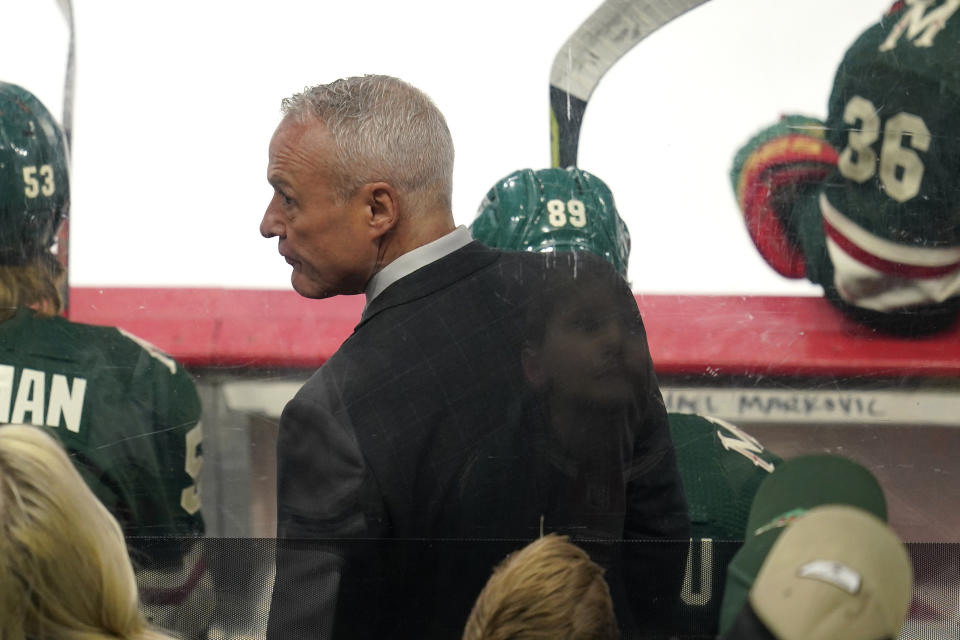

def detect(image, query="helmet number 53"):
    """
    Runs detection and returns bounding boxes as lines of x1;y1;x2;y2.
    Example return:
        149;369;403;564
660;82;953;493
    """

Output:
22;164;56;198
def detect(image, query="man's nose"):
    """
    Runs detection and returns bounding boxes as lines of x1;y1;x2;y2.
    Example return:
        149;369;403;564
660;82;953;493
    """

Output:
260;207;284;239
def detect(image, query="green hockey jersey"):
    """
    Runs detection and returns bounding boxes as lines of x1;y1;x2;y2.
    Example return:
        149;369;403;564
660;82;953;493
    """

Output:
669;413;780;636
799;0;960;315
0;308;204;551
670;413;779;541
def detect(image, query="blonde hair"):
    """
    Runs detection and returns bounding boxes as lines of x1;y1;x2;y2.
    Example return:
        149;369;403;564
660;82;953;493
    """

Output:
463;535;619;640
0;424;176;640
0;255;64;321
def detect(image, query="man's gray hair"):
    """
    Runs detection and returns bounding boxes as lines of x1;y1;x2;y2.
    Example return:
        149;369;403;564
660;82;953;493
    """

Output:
282;75;455;209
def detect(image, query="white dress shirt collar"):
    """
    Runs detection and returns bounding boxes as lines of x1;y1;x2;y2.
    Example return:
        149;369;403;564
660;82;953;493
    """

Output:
364;225;473;305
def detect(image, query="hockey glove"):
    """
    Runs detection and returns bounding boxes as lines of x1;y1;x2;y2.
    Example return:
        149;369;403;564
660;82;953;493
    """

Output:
730;115;837;278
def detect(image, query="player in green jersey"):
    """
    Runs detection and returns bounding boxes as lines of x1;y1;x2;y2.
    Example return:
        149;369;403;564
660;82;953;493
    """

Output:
0;82;209;637
732;0;960;334
471;167;780;636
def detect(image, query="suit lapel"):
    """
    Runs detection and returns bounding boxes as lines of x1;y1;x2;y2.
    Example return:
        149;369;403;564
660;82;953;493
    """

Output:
356;241;500;329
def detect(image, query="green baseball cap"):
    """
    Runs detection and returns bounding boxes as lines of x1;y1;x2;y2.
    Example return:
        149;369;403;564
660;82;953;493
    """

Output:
718;454;888;634
470;167;631;276
721;505;911;640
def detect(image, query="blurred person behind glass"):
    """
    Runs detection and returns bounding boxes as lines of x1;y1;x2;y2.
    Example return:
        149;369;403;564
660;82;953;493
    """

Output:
453;248;689;637
471;167;781;636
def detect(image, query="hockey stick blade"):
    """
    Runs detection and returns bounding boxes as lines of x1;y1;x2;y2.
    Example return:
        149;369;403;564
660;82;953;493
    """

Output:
550;0;711;168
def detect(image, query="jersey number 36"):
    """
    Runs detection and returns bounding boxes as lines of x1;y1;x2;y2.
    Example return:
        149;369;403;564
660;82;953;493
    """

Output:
837;95;930;204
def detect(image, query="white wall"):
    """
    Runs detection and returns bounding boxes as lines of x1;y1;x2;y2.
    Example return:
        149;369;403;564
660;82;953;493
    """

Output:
2;0;893;293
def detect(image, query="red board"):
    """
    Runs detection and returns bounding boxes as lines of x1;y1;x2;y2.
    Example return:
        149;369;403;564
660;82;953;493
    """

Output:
68;287;960;377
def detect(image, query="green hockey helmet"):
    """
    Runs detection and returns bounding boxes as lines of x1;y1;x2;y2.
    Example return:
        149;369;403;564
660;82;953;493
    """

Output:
0;82;70;264
471;167;631;276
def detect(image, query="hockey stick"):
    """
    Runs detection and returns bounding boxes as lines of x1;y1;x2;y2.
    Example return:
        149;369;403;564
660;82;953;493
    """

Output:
54;0;75;315
55;0;76;154
549;0;712;168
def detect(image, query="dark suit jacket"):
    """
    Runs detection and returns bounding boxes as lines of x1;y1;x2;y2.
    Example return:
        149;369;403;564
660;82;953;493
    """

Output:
266;242;688;639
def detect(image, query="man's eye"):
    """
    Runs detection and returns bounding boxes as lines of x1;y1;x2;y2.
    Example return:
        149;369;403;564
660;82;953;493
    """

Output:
276;188;294;206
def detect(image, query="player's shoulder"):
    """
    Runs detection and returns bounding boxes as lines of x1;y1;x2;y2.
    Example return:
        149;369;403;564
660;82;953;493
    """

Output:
2;310;120;360
669;413;780;538
668;412;716;443
668;413;779;474
74;319;181;374
3;309;183;376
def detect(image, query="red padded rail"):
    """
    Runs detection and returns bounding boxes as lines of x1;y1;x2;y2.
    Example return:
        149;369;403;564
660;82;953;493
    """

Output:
68;288;960;377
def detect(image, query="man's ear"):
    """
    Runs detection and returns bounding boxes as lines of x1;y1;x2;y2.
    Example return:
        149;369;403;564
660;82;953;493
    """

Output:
364;182;400;238
522;344;547;391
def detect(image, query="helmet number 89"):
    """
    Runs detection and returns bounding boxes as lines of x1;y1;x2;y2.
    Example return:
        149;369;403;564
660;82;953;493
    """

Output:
22;165;56;198
546;199;587;228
